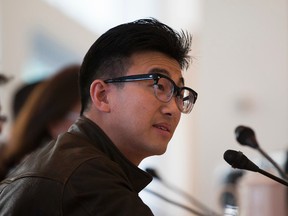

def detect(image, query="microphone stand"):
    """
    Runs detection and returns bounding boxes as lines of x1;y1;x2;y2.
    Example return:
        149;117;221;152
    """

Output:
144;188;208;216
146;168;221;216
159;177;220;216
258;167;288;187
257;146;288;180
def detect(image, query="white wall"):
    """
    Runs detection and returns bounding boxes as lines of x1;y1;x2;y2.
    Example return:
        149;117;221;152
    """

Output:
195;0;288;211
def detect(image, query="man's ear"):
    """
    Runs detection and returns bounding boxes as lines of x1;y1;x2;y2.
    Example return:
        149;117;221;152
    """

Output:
90;80;110;112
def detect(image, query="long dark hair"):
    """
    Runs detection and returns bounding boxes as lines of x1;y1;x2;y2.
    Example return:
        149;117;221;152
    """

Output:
0;64;80;180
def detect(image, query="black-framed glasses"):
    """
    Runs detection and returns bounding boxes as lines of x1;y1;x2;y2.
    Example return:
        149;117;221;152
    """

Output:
104;73;198;114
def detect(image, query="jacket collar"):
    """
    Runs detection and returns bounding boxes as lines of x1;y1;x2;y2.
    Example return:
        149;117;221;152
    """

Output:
68;116;152;192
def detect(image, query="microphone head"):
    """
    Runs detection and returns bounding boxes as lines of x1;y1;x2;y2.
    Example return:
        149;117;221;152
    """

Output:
223;149;259;172
235;125;259;149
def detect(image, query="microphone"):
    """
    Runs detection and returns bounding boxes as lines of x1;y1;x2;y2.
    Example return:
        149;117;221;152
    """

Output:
145;168;221;216
223;150;288;187
235;125;288;180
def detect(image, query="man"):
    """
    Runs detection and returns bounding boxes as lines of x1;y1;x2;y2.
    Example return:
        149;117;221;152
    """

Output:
0;18;197;215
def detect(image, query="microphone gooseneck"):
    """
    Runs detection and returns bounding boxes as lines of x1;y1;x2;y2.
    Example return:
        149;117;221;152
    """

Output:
235;125;288;180
223;150;288;187
145;168;221;216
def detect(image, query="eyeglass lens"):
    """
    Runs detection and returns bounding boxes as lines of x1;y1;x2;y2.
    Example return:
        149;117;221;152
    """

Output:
153;77;174;101
177;88;194;113
153;77;195;113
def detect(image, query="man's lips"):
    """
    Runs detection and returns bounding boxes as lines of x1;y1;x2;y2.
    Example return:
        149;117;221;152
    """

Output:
153;123;171;133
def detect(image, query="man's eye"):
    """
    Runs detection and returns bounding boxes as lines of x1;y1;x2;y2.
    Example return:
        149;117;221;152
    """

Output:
155;84;165;91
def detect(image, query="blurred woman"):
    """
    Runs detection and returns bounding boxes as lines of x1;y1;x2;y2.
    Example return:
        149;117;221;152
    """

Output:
0;64;81;180
0;74;10;134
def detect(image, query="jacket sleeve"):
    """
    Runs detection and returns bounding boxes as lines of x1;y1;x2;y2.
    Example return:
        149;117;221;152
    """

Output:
62;157;154;216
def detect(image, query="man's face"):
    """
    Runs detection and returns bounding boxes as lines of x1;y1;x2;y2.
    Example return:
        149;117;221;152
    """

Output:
106;51;183;164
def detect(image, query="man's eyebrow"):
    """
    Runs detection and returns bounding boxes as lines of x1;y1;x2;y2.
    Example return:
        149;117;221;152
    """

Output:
148;68;169;75
148;68;185;85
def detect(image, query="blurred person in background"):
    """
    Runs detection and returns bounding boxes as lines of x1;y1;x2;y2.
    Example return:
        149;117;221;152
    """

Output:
0;74;10;134
12;80;42;121
0;64;81;180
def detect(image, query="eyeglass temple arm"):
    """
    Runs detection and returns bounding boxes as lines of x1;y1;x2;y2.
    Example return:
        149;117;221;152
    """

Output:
105;77;154;83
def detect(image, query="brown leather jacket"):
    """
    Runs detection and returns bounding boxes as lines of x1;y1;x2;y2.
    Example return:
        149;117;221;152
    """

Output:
0;116;153;215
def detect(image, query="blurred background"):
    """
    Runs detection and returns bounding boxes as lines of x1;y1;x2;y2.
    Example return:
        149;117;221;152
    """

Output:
1;0;288;215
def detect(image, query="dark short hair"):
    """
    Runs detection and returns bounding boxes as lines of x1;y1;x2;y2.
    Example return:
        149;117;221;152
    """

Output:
79;18;192;114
